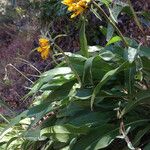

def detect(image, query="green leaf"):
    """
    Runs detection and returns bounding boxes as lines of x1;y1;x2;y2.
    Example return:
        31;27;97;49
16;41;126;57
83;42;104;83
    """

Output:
23;127;44;141
106;36;122;46
41;124;89;135
68;111;112;126
109;4;123;23
67;53;87;76
6;137;18;149
125;47;138;63
72;124;118;150
144;143;150;150
101;0;112;7
82;57;95;84
139;46;150;58
27;67;72;96
75;88;92;100
27;102;56;127
88;46;102;53
72;119;150;150
133;125;150;147
46;79;76;101
106;23;114;42
121;90;150;117
99;51;115;61
79;16;89;58
91;61;129;110
40;124;90;143
0;110;28;140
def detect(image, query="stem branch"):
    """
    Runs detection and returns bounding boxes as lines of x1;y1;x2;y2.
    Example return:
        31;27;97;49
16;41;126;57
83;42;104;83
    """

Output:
92;1;129;48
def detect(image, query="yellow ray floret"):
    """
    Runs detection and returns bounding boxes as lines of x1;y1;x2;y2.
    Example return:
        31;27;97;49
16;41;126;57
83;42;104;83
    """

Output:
39;38;49;47
62;0;91;18
37;38;51;60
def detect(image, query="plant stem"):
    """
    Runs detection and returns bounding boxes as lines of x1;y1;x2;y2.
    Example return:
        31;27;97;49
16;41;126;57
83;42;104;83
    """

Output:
5;64;33;83
92;1;129;48
127;0;144;33
0;114;10;123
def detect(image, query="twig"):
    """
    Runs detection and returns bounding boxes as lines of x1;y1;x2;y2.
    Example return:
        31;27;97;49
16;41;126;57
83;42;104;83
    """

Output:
4;64;34;84
92;0;129;48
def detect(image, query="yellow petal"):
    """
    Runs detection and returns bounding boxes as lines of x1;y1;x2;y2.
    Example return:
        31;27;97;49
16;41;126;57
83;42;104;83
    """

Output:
37;47;42;52
41;48;49;60
62;0;74;5
71;12;78;18
39;38;49;47
86;0;91;3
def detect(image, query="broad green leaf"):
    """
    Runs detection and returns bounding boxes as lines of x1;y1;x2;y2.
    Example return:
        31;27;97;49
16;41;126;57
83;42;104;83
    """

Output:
41;124;89;136
99;51;115;61
67;53;87;76
91;61;129;110
75;88;92;100
72;124;118;150
57;102;83;118
27;67;72;96
23;127;44;141
91;56;114;80
106;36;122;46
72;119;150;150
27;101;53;117
40;124;90;143
68;111;112;126
106;23;114;42
46;79;76;101
0;110;28;140
121;90;150;117
27;102;56;127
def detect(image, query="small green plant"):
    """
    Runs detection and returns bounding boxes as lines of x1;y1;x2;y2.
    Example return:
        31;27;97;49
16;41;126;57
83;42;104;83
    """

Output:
0;0;150;150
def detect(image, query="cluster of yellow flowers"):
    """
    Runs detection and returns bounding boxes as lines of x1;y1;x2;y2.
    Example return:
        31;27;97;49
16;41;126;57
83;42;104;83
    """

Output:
37;38;51;60
62;0;91;18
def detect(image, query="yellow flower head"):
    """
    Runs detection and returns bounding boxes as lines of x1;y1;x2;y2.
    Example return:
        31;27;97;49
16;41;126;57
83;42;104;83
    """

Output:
39;38;49;47
62;0;91;18
37;38;51;60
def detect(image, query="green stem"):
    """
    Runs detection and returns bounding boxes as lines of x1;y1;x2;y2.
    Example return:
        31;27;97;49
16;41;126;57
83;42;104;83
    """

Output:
0;114;10;123
127;0;144;33
92;1;129;48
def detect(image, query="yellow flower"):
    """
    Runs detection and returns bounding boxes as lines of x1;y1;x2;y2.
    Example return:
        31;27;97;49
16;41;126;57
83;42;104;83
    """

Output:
39;38;49;47
40;46;50;60
37;38;51;60
62;0;90;18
